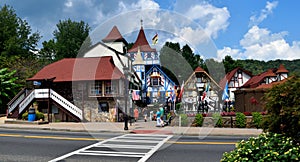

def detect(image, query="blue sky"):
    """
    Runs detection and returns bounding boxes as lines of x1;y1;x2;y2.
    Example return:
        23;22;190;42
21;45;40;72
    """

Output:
1;0;299;61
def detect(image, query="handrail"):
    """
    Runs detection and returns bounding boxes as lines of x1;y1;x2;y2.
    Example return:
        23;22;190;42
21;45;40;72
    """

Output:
50;90;83;120
17;88;82;120
19;90;35;114
8;88;27;114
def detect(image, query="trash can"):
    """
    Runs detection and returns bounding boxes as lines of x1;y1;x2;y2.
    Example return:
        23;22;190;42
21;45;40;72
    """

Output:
28;108;36;122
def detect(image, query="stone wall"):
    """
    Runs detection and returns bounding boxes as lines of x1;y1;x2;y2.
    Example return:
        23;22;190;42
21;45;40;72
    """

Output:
75;100;117;122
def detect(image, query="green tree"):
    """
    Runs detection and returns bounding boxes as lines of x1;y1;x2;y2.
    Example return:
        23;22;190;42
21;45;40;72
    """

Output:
0;68;21;113
0;5;40;58
222;55;243;73
41;19;91;61
262;76;300;141
160;42;193;84
182;44;199;70
0;56;43;86
204;58;225;83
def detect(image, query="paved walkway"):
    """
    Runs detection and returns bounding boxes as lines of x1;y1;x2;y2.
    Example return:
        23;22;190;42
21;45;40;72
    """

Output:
0;117;263;136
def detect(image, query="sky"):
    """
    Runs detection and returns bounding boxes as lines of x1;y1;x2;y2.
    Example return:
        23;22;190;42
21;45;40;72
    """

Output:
1;0;300;61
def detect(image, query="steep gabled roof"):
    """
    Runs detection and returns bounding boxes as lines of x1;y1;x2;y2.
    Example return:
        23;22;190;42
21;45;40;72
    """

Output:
194;66;205;73
219;67;252;89
128;27;156;53
27;56;124;82
102;26;128;45
185;66;221;90
276;64;289;73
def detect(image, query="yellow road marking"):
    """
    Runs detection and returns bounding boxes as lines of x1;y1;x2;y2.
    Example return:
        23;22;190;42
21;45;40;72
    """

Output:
167;141;237;145
0;133;103;141
0;133;236;144
0;133;23;137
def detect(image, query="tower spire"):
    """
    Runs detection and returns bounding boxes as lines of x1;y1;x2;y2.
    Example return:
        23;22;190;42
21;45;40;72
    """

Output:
140;19;143;28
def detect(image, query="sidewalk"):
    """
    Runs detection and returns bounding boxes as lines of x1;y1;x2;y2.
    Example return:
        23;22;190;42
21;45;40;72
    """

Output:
0;117;263;136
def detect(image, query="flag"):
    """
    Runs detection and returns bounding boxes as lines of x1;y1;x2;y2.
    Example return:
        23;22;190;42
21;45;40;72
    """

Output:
178;81;185;100
152;33;158;45
132;90;140;100
222;80;229;101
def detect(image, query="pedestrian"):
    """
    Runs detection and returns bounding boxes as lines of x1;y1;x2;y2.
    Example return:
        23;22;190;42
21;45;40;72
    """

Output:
134;107;139;122
142;107;148;122
156;108;164;127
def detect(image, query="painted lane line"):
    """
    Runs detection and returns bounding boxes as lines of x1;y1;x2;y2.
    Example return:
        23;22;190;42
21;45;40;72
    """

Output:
138;135;173;162
48;134;127;162
96;144;154;149
49;134;172;162
81;150;146;155
76;152;144;158
106;139;161;143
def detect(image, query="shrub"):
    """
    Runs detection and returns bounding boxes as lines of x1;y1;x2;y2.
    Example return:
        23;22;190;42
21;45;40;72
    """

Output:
22;112;28;120
236;112;246;128
36;111;44;121
194;113;203;127
180;114;188;126
212;113;222;127
262;76;300;141
221;133;300;162
252;112;262;129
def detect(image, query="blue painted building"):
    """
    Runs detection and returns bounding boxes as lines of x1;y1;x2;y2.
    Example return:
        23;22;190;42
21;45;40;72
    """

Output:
127;24;176;104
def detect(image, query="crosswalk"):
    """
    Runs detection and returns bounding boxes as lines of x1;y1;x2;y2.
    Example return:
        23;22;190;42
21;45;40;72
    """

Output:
49;133;173;162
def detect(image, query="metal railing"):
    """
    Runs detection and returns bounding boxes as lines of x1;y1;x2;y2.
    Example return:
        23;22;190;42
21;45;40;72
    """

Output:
19;90;35;114
7;88;28;114
50;90;82;120
17;89;82;120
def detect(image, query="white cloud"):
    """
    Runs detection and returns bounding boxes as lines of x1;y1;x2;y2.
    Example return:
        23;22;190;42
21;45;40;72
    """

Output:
218;26;300;61
217;47;241;61
240;25;288;47
64;0;73;8
249;1;278;26
185;3;230;39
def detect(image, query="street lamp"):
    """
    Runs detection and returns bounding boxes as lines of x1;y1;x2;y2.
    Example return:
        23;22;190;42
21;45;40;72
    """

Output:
123;67;129;130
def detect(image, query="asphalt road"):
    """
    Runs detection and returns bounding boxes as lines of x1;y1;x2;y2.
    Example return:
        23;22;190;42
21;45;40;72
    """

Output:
0;128;248;162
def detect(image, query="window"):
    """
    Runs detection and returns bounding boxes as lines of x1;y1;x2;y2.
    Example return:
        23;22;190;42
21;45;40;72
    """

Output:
111;80;118;95
105;81;112;95
141;72;144;80
90;81;102;96
98;102;109;112
152;78;159;86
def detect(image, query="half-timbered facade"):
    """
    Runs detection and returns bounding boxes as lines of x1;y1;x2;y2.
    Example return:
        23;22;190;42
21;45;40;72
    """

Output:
182;67;221;113
219;67;253;101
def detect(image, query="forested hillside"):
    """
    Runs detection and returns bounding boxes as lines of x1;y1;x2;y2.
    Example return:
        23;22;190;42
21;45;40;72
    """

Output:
237;59;300;76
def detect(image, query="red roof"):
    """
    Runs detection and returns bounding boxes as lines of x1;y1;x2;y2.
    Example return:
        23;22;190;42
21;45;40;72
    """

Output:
276;64;289;73
219;67;252;89
242;68;277;88
102;26;128;45
255;77;289;89
128;27;156;52
195;66;205;72
27;56;124;82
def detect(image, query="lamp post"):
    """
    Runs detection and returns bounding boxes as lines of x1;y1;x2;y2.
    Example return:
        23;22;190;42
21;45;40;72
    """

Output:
123;67;129;130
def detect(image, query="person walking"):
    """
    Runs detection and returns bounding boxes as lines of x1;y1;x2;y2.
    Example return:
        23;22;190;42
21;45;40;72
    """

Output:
142;107;148;122
134;107;139;122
